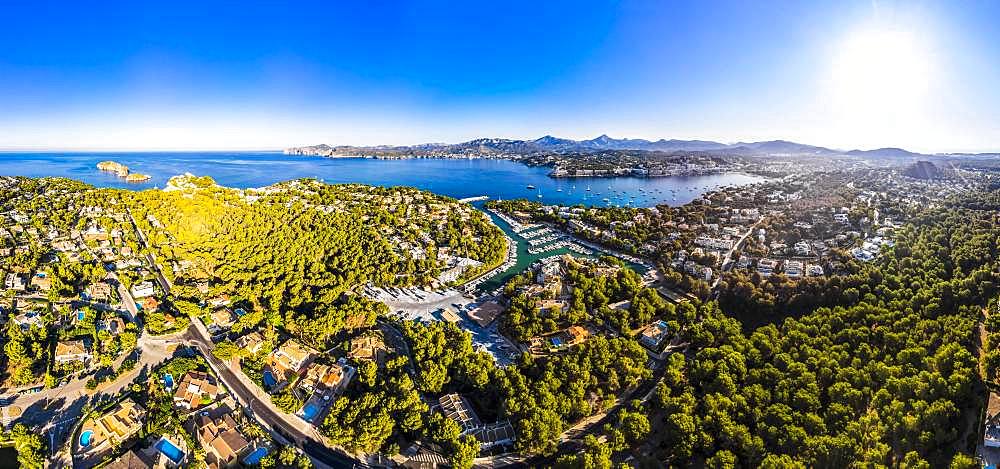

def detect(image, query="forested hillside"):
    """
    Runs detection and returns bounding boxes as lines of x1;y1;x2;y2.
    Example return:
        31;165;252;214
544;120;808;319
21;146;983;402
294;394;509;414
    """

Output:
571;191;1000;467
127;176;506;318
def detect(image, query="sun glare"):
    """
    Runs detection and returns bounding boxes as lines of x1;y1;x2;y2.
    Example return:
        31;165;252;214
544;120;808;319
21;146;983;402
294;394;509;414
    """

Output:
831;28;932;116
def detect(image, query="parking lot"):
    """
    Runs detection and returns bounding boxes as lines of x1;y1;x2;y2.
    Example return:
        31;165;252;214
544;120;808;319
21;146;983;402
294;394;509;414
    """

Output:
445;300;520;367
365;285;475;322
366;284;521;367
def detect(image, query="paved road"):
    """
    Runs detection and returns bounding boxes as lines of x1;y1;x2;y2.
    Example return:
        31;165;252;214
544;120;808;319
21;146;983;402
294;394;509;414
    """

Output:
2;329;182;468
111;271;138;320
712;216;764;291
128;208;366;468
183;321;366;469
126;210;171;295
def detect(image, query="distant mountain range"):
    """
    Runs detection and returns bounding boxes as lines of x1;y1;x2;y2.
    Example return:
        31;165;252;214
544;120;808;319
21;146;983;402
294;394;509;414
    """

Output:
285;135;992;158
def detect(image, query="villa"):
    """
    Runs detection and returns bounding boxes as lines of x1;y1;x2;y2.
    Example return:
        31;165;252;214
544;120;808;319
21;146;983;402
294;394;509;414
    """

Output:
4;273;26;291
784;260;804;279
270;340;317;375
173;371;220;410
30;273;51;291
210;307;237;330
85;281;114;303
98;316;127;335
638;320;671;350
13;311;43;330
469;421;517;450
104;449;156;469
55;339;92;365
191;404;252;468
348;334;387;363
131;281;155;298
297;358;355;397
142;296;160;312
294;359;356;424
77;399;147;460
550;325;589;349
236;332;265;355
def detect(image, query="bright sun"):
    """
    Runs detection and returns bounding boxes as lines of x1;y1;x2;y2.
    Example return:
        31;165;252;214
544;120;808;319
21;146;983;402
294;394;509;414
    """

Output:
830;28;932;116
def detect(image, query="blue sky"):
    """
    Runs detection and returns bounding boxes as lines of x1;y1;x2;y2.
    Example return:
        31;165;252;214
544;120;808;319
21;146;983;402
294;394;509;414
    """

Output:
1;0;998;152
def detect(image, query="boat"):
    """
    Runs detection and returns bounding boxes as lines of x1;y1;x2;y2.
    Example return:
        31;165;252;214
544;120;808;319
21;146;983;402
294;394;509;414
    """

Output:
526;185;536;190
603;198;610;202
586;186;591;191
556;188;563;192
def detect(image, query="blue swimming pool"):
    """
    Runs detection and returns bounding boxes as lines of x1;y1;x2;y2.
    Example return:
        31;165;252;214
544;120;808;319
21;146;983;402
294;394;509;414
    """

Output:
79;430;93;447
155;437;185;464
77;310;85;321
243;446;269;465
301;402;319;421
263;369;277;387
163;373;174;388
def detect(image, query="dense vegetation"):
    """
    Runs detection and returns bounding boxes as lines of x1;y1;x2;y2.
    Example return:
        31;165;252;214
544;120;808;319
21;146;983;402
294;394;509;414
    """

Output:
557;193;1000;467
6;175;1000;467
502;256;672;342
129;177;505;325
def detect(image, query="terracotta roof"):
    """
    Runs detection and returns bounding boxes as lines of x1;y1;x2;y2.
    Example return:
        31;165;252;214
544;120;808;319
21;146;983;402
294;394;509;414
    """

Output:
55;339;89;358
173;371;219;409
271;340;317;373
104;449;155;469
348;335;385;361
193;405;251;466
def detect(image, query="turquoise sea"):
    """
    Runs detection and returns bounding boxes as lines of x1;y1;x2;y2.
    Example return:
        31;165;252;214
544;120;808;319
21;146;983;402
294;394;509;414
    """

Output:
0;151;764;208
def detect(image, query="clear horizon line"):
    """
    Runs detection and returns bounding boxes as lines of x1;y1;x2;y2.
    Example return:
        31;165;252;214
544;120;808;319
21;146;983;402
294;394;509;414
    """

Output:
0;147;285;153
1;137;998;155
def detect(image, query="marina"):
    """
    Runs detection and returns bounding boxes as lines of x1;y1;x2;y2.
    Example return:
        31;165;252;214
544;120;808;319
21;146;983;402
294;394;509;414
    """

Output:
478;206;642;293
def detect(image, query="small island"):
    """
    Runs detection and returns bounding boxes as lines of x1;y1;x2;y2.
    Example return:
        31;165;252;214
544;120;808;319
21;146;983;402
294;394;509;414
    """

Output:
97;161;150;182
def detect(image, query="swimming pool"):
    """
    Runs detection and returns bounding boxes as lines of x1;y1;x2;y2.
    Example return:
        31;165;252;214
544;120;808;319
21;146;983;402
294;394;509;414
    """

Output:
154;437;185;464
243;447;269;465
301;402;319;421
79;430;93;447
262;369;277;388
77;310;85;321
163;373;174;388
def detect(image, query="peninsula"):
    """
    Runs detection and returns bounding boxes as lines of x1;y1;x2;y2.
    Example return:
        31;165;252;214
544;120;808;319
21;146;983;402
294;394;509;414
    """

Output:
285;134;1000;180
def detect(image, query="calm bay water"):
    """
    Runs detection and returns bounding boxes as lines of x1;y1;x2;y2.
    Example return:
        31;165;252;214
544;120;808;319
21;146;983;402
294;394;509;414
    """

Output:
0;151;764;207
